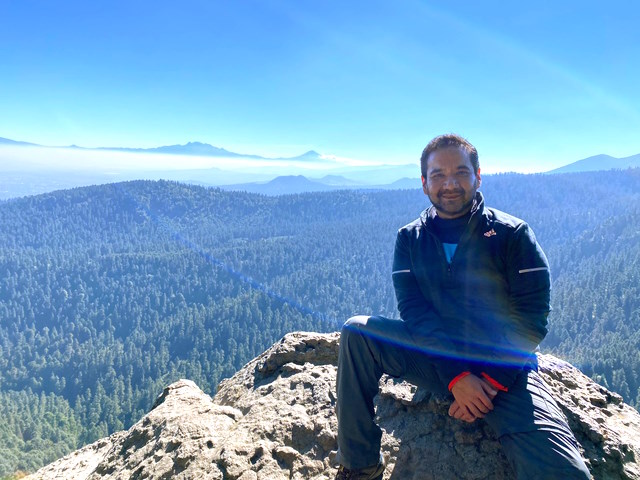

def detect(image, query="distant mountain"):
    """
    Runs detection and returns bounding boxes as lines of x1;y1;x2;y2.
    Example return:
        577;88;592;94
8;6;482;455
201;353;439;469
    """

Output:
387;177;421;190
220;175;337;195
103;145;327;162
221;174;423;195
312;175;363;186
335;164;419;184
87;143;332;162
547;153;640;173
103;142;257;158
0;136;329;162
290;150;323;161
0;136;38;146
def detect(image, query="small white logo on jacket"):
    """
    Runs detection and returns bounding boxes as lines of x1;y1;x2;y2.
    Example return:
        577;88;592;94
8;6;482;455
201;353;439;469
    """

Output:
484;229;497;237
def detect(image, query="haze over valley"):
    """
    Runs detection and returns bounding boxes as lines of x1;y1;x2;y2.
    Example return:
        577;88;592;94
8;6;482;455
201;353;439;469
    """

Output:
2;136;640;199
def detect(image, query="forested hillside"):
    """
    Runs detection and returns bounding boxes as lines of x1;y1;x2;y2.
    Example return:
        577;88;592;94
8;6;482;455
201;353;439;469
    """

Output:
0;170;639;477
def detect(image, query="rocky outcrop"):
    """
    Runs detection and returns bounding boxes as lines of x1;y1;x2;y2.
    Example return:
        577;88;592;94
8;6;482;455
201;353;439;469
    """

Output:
26;332;640;479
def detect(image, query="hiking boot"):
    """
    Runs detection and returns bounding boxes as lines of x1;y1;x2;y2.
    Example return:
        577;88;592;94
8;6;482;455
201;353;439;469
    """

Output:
335;456;385;480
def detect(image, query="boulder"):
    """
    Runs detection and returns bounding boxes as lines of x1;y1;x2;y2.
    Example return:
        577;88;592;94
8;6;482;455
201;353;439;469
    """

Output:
25;332;640;479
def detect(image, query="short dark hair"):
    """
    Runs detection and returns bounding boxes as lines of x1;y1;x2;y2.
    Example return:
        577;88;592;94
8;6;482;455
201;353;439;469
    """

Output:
420;133;479;177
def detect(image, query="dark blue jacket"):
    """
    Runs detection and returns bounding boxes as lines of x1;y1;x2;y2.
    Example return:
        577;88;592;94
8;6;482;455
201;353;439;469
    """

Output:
392;192;550;390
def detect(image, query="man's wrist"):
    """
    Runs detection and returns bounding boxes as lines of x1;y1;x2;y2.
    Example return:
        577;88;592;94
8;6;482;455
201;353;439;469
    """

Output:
481;372;508;392
448;371;471;391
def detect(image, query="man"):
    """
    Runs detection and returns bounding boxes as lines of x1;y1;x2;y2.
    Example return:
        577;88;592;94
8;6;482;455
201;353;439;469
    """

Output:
334;134;591;479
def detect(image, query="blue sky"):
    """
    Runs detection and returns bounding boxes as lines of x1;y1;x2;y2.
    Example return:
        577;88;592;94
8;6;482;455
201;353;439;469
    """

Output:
1;0;639;172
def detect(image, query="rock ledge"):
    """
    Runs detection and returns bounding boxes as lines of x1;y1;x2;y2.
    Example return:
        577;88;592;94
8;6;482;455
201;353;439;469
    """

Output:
26;332;640;480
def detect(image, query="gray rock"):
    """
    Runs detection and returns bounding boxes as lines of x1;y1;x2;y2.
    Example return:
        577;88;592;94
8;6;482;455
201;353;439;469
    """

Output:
25;332;640;479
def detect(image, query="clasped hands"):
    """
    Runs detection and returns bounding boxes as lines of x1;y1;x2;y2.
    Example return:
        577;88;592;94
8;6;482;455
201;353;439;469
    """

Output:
449;374;498;423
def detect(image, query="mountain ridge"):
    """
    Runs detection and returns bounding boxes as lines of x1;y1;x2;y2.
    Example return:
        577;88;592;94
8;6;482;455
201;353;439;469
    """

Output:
0;136;324;162
3;135;639;172
547;153;640;173
218;174;421;195
0;136;39;147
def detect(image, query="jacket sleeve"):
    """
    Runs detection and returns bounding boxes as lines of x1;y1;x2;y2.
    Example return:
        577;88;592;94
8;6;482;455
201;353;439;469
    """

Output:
481;222;551;390
392;229;471;388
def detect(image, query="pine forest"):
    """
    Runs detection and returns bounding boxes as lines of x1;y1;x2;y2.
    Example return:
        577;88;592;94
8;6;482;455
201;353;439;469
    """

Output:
0;169;639;477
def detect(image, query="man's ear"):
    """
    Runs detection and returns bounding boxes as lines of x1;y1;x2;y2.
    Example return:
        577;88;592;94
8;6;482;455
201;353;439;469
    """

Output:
421;175;428;195
476;168;482;189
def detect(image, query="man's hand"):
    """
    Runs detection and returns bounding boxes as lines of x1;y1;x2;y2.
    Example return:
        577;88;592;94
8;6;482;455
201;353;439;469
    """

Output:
448;400;477;422
449;374;497;422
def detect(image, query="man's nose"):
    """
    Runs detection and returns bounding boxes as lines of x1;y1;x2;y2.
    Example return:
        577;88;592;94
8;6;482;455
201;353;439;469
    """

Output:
442;176;459;187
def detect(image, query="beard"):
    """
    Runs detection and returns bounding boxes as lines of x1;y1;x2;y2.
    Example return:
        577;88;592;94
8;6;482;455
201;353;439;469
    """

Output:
429;185;478;219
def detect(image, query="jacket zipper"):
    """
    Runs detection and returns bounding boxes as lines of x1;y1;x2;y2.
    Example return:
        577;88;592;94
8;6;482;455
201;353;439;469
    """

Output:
421;193;484;279
426;230;453;278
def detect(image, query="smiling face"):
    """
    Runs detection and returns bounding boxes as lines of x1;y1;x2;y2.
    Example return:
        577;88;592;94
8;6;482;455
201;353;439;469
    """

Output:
421;146;481;219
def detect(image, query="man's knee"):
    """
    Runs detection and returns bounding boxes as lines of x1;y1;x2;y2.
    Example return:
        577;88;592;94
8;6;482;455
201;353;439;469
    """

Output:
343;315;370;330
340;316;370;349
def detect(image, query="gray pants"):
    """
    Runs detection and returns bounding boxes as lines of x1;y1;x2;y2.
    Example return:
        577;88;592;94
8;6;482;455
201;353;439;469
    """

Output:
336;315;591;479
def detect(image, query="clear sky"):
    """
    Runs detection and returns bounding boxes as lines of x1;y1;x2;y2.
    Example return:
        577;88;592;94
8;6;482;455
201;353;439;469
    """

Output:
1;0;639;172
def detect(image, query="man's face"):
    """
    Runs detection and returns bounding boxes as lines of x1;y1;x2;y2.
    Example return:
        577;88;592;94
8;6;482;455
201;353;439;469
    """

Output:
421;146;481;219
